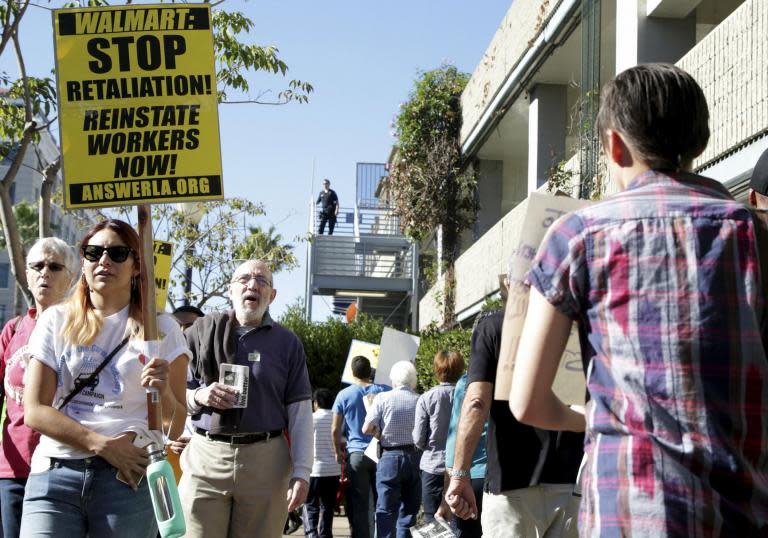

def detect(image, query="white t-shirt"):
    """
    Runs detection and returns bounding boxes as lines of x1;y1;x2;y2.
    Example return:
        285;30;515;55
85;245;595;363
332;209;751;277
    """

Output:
26;304;190;462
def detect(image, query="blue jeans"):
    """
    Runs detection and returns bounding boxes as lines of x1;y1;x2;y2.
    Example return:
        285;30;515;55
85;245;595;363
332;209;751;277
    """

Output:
348;451;377;538
20;456;157;538
0;477;26;537
302;475;340;538
375;449;421;538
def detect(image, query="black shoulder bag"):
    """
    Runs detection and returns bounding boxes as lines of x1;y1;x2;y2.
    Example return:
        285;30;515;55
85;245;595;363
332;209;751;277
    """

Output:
56;336;129;410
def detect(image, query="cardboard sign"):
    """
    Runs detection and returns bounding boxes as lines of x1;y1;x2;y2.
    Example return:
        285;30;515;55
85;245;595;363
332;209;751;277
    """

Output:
53;4;223;208
494;192;591;405
341;340;381;385
374;328;420;387
152;240;172;312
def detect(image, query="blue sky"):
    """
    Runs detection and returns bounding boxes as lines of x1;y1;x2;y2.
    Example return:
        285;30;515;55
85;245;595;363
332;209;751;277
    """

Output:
3;0;512;319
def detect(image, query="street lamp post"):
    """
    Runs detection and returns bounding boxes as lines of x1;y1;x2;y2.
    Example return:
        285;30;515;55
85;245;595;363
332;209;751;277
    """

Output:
177;202;206;307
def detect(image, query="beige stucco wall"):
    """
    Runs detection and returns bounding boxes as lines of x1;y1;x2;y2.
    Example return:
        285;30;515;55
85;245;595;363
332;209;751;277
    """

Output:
418;275;444;330
460;0;561;146
419;199;530;328
678;0;768;169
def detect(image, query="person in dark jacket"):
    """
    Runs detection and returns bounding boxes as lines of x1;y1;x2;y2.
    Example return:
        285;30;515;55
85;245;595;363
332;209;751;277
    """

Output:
316;178;339;235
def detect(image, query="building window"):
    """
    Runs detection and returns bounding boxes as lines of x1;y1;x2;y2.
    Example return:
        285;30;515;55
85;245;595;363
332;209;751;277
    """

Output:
0;263;9;288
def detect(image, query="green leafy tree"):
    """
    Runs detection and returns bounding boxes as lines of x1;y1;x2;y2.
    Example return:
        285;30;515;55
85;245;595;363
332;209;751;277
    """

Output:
388;65;478;326
0;0;312;309
103;198;296;310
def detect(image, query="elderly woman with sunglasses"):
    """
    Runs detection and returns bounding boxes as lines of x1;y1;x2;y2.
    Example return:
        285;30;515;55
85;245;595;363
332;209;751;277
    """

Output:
20;219;190;538
0;237;76;538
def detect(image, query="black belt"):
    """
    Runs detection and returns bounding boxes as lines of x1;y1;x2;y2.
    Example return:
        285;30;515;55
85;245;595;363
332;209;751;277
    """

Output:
195;427;283;445
381;444;416;452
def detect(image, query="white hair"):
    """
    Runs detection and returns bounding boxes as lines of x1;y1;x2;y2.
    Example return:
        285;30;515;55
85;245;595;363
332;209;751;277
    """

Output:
27;237;77;273
389;361;417;389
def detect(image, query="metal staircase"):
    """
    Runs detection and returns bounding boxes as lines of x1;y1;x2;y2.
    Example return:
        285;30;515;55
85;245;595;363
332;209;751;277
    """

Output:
304;164;418;330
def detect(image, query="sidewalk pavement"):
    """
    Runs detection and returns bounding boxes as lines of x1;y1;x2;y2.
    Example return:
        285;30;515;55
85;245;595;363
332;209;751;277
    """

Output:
282;514;352;537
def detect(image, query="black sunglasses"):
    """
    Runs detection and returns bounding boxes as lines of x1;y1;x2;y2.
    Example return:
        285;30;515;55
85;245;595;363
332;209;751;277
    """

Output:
28;261;66;273
82;245;133;263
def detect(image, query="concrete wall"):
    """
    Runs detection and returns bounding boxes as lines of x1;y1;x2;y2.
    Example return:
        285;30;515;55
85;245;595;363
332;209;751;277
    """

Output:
460;0;561;146
419;198;529;328
678;0;768;169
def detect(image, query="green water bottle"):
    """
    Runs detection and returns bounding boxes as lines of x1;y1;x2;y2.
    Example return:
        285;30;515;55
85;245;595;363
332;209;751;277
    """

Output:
146;443;186;538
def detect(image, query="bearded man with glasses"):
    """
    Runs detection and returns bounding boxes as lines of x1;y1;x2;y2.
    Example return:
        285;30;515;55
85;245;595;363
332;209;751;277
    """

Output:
179;259;313;538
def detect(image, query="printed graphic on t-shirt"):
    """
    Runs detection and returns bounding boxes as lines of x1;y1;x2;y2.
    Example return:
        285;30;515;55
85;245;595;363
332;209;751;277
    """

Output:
57;344;126;411
4;344;30;404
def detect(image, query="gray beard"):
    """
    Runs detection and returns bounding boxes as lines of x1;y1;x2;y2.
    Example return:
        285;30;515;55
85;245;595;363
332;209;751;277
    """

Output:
234;301;268;326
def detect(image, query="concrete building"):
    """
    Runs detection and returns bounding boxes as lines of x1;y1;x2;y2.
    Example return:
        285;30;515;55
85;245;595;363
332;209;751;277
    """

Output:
419;0;764;327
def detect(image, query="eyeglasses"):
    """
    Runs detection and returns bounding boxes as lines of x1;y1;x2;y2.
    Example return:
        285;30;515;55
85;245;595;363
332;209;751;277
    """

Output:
231;273;272;287
28;261;66;273
82;245;133;263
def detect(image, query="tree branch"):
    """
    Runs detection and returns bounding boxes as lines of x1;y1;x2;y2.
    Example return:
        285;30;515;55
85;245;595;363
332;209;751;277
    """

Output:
11;26;32;126
39;155;60;238
220;98;293;106
0;0;29;60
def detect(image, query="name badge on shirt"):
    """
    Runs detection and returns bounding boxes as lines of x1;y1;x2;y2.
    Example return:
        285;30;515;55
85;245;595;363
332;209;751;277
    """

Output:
248;352;261;362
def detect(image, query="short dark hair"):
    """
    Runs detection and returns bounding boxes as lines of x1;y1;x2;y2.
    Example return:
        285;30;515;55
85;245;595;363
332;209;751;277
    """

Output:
313;388;334;409
350;356;372;380
596;63;709;171
434;351;465;383
173;305;205;317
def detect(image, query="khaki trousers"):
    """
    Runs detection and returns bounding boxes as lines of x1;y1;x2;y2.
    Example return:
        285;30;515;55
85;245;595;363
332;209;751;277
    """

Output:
179;432;292;538
481;484;580;538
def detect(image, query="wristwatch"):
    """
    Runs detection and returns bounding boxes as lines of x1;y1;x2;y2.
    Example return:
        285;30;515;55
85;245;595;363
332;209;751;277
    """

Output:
450;468;470;479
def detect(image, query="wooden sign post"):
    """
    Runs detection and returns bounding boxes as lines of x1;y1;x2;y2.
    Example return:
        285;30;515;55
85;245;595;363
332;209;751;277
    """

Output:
137;204;162;431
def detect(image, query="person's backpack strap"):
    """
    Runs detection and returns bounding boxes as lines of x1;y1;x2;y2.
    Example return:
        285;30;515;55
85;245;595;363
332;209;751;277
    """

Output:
750;209;768;349
56;335;129;410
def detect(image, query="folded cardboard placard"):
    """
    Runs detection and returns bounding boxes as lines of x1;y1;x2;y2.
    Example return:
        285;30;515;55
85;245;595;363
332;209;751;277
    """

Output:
374;328;420;387
494;192;591;404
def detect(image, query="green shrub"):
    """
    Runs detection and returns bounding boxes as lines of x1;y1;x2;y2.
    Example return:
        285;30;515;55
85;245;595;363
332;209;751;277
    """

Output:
413;323;472;392
280;302;384;396
280;302;477;397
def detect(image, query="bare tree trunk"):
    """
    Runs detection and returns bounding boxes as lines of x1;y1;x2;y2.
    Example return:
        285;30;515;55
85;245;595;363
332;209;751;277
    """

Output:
440;221;458;328
0;136;34;307
0;24;37;306
39;156;60;238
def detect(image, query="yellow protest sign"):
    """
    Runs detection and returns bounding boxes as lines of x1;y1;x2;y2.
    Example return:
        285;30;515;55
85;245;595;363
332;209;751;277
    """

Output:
153;240;172;311
53;4;223;208
341;340;380;385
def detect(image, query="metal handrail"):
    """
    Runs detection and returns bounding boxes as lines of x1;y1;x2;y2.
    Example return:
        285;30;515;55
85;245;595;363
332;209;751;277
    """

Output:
309;204;403;237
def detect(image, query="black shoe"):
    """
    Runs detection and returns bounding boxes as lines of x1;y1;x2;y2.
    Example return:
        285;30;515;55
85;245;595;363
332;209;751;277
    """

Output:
286;511;302;535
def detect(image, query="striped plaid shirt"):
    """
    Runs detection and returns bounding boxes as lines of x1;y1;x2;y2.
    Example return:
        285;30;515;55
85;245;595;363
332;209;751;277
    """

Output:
365;386;420;448
528;171;768;537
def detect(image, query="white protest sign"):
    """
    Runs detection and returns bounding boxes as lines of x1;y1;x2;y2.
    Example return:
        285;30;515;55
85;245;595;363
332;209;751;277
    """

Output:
494;192;591;405
374;327;420;387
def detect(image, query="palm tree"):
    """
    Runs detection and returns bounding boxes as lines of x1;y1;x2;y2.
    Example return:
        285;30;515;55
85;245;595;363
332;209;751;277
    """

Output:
233;224;298;274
